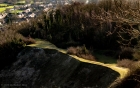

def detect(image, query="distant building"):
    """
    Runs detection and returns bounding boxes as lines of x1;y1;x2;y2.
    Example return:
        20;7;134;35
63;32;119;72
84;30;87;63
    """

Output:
48;3;53;8
0;13;7;20
72;0;99;3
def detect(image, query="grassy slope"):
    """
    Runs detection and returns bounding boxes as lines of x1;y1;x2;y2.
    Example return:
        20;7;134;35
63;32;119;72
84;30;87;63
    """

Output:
0;7;6;12
94;53;117;64
0;6;14;12
0;0;25;13
28;39;129;79
0;3;8;7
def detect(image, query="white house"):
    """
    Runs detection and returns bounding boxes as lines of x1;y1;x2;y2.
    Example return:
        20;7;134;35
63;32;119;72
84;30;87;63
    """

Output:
43;8;50;12
48;3;53;8
0;13;7;20
24;8;32;13
18;13;24;18
29;13;36;18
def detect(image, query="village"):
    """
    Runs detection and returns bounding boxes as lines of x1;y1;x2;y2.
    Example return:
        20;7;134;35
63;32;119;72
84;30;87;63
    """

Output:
0;0;72;29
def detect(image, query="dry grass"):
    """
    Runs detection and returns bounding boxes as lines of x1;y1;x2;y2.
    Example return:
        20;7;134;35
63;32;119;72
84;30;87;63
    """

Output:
110;61;140;88
119;47;134;60
0;29;35;70
67;46;96;61
117;59;135;69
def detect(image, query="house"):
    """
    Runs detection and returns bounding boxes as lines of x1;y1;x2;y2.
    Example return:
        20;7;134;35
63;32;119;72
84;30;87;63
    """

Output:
64;2;69;5
0;13;7;20
47;3;53;8
28;13;36;18
24;8;32;13
43;8;50;12
17;13;24;18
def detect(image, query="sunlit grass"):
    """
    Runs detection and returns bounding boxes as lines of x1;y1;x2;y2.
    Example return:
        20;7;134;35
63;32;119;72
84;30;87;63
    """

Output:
0;6;14;13
6;6;14;9
28;39;129;79
0;7;6;12
16;0;26;4
0;3;8;7
10;10;23;14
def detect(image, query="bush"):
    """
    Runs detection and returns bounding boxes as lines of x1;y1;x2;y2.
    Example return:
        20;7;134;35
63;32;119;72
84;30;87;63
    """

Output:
109;62;140;88
0;29;35;70
67;45;96;61
117;59;135;69
119;47;134;60
133;41;140;61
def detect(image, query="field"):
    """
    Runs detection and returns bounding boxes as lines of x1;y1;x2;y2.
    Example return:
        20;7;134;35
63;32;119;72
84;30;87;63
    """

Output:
16;0;26;5
10;9;23;14
0;7;6;12
0;6;14;13
0;3;8;7
0;0;26;13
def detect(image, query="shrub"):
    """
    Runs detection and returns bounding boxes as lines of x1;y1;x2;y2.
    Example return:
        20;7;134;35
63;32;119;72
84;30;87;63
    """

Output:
119;47;134;60
133;41;140;61
0;29;35;70
109;62;140;88
67;47;77;55
22;36;36;45
117;59;135;69
67;45;96;61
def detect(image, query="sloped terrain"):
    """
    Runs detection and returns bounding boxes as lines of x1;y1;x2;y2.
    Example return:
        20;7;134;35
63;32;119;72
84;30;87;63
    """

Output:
0;39;128;88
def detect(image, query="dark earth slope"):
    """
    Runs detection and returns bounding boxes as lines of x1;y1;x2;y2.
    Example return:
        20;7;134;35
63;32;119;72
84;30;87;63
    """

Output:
0;47;119;88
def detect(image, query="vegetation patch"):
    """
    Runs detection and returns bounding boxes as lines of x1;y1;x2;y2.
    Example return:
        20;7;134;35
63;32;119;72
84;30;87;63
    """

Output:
67;46;96;61
12;0;139;50
0;29;35;70
6;6;14;9
0;3;8;7
2;0;140;64
109;63;140;88
0;7;6;12
0;5;14;12
10;9;23;14
16;0;26;5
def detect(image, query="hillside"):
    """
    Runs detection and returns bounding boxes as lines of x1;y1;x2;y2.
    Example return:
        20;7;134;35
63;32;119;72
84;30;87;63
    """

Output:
0;0;140;87
28;39;128;79
0;39;128;88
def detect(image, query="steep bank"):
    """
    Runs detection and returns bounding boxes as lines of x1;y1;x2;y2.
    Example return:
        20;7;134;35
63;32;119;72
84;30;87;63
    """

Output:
28;39;128;79
0;39;128;88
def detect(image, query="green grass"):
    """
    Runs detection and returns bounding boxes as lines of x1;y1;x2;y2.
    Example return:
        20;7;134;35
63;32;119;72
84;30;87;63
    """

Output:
0;4;8;7
6;6;14;9
10;9;23;14
0;6;14;13
0;7;6;12
94;53;117;64
16;0;26;4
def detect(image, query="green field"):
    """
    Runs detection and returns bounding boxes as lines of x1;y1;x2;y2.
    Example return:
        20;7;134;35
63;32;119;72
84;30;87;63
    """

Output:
0;3;9;12
16;0;26;4
0;3;8;7
6;6;14;9
0;8;6;12
0;6;14;13
10;9;23;14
